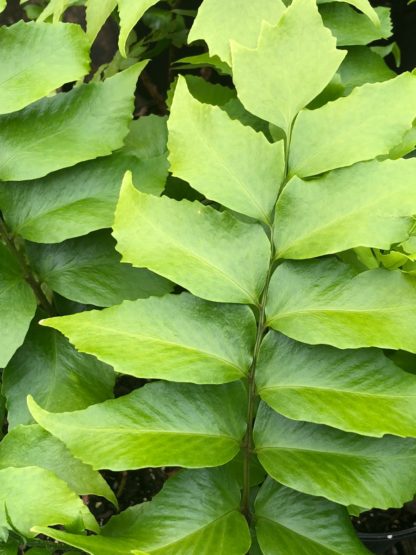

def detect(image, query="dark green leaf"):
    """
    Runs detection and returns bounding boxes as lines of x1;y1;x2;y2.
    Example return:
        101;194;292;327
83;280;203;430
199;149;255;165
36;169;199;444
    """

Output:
27;230;172;307
2;322;114;428
0;243;36;367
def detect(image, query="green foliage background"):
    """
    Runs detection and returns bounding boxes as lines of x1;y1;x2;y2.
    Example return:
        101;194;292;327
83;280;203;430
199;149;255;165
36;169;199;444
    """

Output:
0;0;416;554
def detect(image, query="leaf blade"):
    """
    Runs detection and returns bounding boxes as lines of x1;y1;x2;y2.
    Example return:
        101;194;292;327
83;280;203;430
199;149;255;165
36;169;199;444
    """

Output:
29;381;247;470
168;77;284;223
275;158;416;259
289;73;416;177
2;322;114;429
0;466;97;537
27;230;172;307
267;258;416;352
41;293;255;384
117;0;159;57
256;331;416;437
0;425;116;504
188;0;285;65
254;403;416;509
0;116;169;243
113;173;270;304
255;479;370;555
0;21;90;115
35;468;250;555
0;63;146;181
231;0;344;133
0;243;36;367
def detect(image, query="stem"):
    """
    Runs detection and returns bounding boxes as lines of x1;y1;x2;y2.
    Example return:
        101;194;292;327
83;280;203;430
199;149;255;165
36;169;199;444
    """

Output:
0;217;55;316
140;70;168;115
240;244;275;521
240;121;294;527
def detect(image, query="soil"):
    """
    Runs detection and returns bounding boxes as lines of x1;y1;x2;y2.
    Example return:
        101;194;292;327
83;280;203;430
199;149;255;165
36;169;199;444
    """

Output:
87;467;169;526
353;501;416;534
353;501;416;554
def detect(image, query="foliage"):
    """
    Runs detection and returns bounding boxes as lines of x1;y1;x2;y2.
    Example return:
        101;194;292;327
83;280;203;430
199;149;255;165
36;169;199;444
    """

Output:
0;0;415;554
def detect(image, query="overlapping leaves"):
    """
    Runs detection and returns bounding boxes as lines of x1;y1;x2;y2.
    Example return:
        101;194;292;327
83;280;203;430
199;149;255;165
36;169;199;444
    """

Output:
1;1;416;554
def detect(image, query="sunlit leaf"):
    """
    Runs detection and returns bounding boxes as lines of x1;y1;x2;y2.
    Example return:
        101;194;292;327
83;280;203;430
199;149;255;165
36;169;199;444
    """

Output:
168;77;284;223
0;425;116;504
41;292;255;384
113;173;270;304
267;257;416;351
289;73;416;177
188;0;284;65
256;331;416;437
231;0;344;133
0;466;97;536
275;158;416;259
0;21;89;115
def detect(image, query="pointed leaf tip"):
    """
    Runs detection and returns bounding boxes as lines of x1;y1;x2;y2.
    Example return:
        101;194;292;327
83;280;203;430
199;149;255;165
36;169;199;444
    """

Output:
231;0;345;132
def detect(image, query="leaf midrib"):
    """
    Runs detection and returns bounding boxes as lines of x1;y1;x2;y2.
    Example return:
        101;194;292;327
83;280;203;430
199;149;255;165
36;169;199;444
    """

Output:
124;206;259;304
181;107;272;223
277;179;413;256
68;322;247;377
259;384;416;399
271;304;416;322
49;426;240;441
256;445;416;460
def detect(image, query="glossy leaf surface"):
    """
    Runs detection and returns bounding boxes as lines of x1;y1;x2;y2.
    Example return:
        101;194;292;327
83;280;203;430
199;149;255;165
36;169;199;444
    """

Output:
0;466;97;536
30;381;246;470
42;293;255;384
255;479;370;555
0;116;168;243
267;258;416;352
256;331;416;437
113;173;270;304
254;404;416;509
